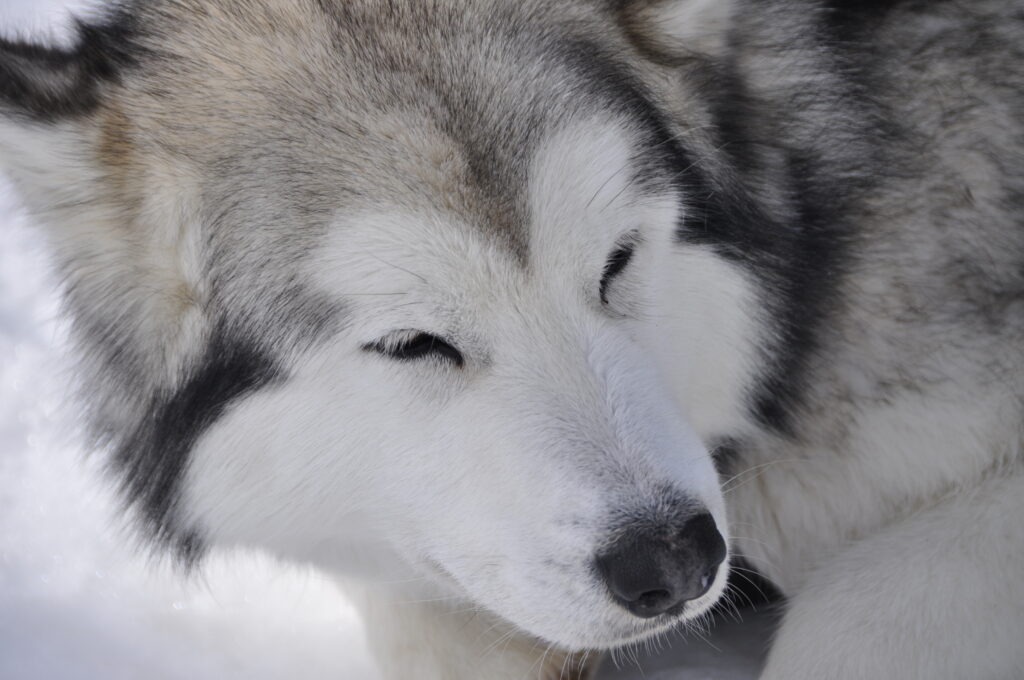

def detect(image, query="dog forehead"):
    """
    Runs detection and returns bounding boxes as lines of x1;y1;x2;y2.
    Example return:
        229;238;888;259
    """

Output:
109;0;675;313
311;209;523;314
309;118;662;311
110;0;656;258
528;117;645;247
323;118;652;278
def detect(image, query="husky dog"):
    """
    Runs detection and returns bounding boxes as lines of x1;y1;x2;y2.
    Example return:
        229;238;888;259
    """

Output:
2;0;1023;677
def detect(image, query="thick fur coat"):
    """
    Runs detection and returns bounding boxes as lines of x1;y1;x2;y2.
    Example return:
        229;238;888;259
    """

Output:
1;1;1022;678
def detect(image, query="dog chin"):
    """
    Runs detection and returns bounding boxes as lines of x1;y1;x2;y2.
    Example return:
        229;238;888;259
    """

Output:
575;611;702;651
416;556;728;652
575;578;730;650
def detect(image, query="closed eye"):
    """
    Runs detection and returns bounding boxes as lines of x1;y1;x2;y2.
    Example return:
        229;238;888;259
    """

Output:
599;235;638;304
365;331;465;367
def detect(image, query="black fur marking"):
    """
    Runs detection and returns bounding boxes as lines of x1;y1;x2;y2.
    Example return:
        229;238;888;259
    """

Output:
673;142;854;434
695;5;908;432
112;326;281;563
820;0;910;42
552;39;824;432
703;58;764;177
666;44;860;434
0;8;138;121
555;36;862;434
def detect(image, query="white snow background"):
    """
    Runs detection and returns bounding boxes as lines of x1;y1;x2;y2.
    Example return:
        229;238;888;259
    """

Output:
0;2;771;677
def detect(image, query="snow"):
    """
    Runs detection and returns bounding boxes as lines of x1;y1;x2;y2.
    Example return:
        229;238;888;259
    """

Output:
0;2;772;677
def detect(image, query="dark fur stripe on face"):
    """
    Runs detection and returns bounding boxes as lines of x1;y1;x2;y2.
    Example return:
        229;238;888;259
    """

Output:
672;5;913;434
112;326;280;562
673;152;853;434
555;35;854;436
0;8;138;121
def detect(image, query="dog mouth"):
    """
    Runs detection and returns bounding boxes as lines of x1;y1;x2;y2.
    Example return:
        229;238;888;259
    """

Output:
416;537;727;650
593;562;730;650
601;601;714;648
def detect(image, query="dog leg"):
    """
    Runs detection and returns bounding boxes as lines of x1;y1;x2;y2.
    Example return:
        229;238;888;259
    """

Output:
349;583;600;680
761;472;1024;680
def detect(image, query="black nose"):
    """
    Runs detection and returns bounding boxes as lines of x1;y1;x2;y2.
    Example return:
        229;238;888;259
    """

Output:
596;513;727;619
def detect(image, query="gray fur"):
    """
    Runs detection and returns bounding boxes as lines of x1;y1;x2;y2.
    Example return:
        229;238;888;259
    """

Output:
1;0;1023;675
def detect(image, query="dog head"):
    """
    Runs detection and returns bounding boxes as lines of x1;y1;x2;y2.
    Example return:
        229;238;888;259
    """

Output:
0;0;756;649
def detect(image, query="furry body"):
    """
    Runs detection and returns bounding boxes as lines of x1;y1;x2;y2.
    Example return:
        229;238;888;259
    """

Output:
1;1;1022;677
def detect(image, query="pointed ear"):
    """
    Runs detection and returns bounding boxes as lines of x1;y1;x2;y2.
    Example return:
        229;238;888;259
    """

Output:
617;0;733;62
0;11;136;203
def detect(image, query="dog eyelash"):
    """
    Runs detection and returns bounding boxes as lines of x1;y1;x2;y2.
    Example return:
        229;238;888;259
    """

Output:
599;236;638;304
365;332;465;367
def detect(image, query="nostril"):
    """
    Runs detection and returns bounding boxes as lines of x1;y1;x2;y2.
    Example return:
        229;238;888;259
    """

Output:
636;589;672;610
596;545;686;619
626;588;684;618
639;589;670;601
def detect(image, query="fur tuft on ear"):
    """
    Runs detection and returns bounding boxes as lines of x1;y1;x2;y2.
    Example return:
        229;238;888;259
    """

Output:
0;5;211;412
0;8;138;122
618;0;734;62
0;7;140;212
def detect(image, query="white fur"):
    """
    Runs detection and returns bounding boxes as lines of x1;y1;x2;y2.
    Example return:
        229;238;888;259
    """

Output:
0;117;210;387
5;2;1023;677
729;378;1024;593
642;244;763;442
0;118;96;207
180;119;729;676
761;472;1024;679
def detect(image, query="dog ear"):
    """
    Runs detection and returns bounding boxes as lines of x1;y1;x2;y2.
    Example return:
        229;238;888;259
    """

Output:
617;0;733;62
0;12;136;205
